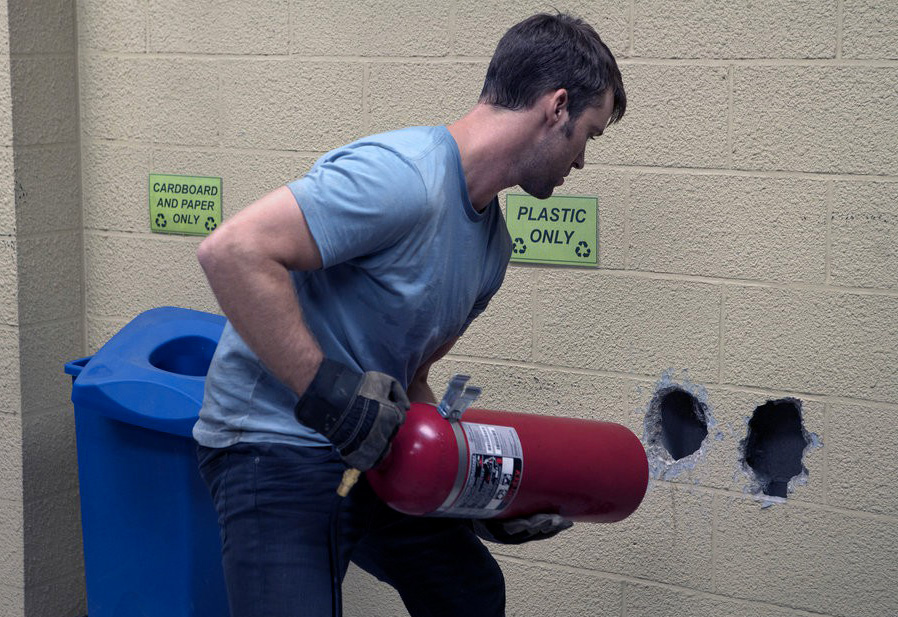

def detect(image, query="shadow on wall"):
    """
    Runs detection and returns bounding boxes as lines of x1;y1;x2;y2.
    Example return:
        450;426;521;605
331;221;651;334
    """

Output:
640;371;822;507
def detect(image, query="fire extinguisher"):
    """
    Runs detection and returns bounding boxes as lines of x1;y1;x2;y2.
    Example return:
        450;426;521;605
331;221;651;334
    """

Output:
366;375;649;523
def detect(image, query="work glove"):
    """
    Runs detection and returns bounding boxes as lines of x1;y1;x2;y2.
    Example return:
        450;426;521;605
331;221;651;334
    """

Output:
472;513;573;545
295;359;410;471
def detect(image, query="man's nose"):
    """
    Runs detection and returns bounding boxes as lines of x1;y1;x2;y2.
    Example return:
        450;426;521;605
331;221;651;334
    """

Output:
572;148;585;170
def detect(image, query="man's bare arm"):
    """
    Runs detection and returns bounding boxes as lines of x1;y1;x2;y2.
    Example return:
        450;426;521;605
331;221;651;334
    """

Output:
196;185;324;396
407;337;460;403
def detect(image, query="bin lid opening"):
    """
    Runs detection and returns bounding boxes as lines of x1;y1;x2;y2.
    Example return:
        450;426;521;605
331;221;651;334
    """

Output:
149;335;218;377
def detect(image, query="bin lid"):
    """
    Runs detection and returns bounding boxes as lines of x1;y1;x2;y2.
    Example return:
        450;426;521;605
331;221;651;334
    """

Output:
71;307;226;438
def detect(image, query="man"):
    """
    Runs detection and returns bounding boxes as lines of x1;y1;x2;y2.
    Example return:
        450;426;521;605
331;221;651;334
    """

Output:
194;12;626;617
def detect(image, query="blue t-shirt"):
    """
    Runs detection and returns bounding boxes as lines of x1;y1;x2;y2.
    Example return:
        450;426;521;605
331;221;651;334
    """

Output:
193;126;512;448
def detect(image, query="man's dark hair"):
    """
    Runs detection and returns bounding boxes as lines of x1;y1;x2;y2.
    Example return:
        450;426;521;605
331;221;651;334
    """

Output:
479;13;626;125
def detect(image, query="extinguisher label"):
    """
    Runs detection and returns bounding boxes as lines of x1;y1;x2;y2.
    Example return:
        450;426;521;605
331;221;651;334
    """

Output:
435;422;523;518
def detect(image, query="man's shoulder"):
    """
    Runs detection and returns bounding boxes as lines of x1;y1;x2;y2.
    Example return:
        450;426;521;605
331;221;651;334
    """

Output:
344;126;451;164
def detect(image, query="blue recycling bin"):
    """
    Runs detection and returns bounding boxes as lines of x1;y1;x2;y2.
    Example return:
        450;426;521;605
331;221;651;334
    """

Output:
65;307;228;617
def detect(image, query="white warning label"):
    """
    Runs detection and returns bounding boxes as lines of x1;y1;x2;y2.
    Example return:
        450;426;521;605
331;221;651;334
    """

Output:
436;422;523;518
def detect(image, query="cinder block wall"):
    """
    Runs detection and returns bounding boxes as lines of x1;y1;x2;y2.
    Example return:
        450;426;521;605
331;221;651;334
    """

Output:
0;1;895;616
2;0;85;615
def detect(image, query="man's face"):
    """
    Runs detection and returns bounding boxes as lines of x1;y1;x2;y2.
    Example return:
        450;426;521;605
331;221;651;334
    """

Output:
519;89;614;199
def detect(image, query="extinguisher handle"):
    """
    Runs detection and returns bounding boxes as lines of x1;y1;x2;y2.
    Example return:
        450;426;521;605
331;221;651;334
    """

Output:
436;374;482;421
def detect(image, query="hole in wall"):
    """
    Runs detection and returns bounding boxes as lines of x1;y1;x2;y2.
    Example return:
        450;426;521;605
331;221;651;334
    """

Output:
640;370;719;483
658;388;709;460
740;398;808;499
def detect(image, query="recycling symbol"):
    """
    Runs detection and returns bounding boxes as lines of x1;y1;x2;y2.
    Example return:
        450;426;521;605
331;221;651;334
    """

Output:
575;240;591;258
155;213;167;228
512;237;527;255
205;217;218;232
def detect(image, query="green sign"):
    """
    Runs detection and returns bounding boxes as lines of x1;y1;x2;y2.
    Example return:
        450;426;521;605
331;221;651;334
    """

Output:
149;174;222;236
505;194;597;266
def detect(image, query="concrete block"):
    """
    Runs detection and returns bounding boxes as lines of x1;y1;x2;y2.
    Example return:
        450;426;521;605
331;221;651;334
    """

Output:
81;56;218;145
453;0;630;59
10;55;78;146
368;62;486;134
842;0;898;60
22;407;79;502
624;581;798;617
19;319;82;412
451;266;534;362
17;231;82;325
828;403;898;516
547;168;627;270
84;232;218;318
0;328;21;413
23;490;84;585
495;483;714;591
634;0;835;59
86;315;133;354
0;1;8;52
534;271;720;381
501;560;621;616
24;571;86;617
292;0;449;57
715;495;898;617
598;64;729;169
0;148;14;233
7;0;75;54
145;59;221;147
220;60;364;151
0;582;24;617
77;0;146;52
152;148;318;219
149;0;289;54
722;286;898;402
733;67;898;175
0;414;22;507
629;173;827;282
0;58;11;148
81;142;151;233
431;358;628;425
629;380;825;503
79;56;151;141
0;238;17;325
0;498;23;589
12;144;81;235
343;564;404;617
831;180;898;290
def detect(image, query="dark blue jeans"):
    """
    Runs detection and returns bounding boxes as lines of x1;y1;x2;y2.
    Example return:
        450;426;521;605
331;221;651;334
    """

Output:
197;442;505;617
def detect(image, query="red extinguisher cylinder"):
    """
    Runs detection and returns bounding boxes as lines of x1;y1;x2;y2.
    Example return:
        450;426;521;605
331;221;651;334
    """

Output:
367;403;649;523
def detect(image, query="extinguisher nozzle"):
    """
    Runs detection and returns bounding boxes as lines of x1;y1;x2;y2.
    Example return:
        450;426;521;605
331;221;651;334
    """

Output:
337;468;362;497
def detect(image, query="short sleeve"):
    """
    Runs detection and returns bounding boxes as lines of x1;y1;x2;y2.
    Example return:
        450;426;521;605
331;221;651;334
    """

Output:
287;145;427;268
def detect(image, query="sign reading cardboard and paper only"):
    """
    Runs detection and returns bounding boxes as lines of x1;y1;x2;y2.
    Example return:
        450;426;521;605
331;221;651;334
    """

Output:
149;174;222;236
505;194;597;266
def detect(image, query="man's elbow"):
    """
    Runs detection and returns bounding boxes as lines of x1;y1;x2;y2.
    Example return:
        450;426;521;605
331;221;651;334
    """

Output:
196;230;221;275
197;224;241;282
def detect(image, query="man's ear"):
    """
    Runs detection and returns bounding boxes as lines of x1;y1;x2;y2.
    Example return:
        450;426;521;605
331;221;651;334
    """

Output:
546;88;570;126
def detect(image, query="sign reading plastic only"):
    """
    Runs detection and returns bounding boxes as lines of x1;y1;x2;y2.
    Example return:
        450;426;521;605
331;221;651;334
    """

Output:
505;194;597;266
149;174;222;236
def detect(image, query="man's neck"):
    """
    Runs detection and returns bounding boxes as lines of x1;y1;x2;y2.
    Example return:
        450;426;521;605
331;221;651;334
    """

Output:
447;104;538;212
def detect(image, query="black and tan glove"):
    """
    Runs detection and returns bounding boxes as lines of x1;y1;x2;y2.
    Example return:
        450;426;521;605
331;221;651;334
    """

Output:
473;514;573;545
295;359;410;471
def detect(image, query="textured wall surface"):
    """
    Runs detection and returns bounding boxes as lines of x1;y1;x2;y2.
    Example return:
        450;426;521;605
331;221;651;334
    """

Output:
2;0;86;615
0;1;894;616
0;2;25;614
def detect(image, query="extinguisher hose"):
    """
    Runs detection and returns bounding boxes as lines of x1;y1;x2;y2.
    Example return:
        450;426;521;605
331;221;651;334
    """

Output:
329;468;361;616
329;492;344;617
